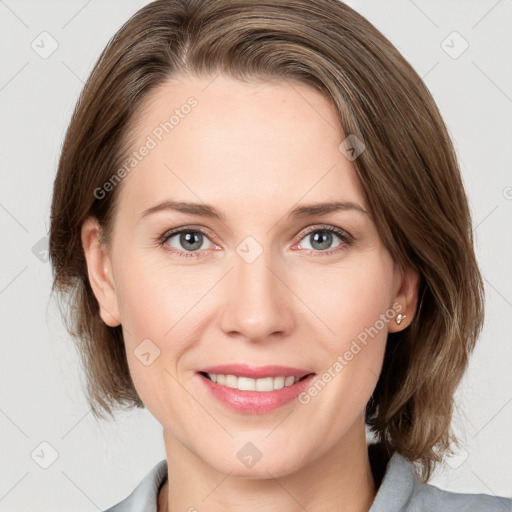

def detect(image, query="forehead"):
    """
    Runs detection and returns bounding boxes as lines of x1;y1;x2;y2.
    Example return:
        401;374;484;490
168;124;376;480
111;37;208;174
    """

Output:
116;74;366;219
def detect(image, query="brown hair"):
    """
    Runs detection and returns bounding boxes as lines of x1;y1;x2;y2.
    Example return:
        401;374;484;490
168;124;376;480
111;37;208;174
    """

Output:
49;0;484;482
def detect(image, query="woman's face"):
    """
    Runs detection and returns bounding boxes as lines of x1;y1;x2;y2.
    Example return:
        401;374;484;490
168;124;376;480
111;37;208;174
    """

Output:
84;75;416;477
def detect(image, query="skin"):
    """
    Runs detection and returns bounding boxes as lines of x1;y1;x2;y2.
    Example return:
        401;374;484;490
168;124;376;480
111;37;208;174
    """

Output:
82;75;419;512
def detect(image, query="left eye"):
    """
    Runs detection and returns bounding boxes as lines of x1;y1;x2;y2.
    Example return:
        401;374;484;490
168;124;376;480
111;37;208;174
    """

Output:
296;227;347;252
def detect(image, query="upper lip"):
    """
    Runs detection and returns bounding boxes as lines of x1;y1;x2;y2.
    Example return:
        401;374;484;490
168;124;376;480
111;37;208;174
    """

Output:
198;364;314;379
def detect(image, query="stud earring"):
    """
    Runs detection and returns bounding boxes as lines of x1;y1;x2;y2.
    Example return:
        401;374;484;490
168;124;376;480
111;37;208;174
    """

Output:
396;313;407;325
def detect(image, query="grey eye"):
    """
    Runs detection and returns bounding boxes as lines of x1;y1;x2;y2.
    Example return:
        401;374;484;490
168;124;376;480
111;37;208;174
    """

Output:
299;230;343;251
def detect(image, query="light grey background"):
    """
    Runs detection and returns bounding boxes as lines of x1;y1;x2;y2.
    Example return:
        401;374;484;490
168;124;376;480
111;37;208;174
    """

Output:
1;0;511;510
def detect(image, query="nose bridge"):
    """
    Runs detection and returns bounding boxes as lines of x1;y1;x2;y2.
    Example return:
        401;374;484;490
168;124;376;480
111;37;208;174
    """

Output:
219;238;293;340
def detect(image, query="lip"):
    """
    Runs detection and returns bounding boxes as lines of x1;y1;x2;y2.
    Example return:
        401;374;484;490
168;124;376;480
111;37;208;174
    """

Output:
197;364;312;379
196;368;316;414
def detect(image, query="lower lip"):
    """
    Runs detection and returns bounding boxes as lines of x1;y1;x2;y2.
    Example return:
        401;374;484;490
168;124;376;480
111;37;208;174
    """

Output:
197;373;316;414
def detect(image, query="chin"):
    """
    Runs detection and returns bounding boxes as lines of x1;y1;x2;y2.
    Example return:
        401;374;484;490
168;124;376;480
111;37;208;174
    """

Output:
209;442;310;479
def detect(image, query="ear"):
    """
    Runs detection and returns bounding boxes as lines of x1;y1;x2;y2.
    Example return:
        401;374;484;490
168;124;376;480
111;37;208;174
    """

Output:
81;217;121;327
388;262;420;333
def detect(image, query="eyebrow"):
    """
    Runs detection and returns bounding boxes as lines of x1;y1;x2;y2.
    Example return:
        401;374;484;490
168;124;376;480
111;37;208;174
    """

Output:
139;199;368;222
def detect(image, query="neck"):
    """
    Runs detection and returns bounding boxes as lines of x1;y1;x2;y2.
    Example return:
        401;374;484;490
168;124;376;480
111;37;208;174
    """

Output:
159;416;377;512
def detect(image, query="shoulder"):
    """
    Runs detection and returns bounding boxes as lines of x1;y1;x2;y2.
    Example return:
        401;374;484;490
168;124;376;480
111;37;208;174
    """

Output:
369;447;511;512
411;483;512;512
102;459;168;512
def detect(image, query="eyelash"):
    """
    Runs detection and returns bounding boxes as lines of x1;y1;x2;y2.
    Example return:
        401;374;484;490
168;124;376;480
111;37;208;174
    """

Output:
157;224;354;259
158;224;355;258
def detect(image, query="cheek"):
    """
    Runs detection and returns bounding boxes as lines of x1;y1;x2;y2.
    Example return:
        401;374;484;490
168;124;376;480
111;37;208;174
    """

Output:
295;254;394;410
298;252;395;348
113;257;197;419
114;249;202;341
112;249;220;383
116;271;170;342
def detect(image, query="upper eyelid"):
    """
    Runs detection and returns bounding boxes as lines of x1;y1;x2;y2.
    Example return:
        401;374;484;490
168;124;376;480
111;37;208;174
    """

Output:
298;223;351;238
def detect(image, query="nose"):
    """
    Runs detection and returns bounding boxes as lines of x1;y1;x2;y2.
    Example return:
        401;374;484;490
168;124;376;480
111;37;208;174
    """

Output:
218;246;296;343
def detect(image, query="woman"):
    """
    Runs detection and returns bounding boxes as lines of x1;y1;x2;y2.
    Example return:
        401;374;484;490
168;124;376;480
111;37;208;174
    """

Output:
48;0;511;510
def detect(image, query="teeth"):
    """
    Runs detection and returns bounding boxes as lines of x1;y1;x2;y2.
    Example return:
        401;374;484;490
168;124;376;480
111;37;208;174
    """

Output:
206;373;299;391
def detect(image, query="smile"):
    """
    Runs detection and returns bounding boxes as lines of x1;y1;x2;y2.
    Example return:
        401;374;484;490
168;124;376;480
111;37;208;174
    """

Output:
196;365;316;414
201;372;306;391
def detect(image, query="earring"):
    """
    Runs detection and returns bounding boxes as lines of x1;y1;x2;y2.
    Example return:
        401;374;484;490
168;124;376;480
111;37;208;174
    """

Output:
396;313;407;325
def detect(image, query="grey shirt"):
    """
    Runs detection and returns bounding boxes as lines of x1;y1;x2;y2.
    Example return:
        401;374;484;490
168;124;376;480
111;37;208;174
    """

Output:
103;451;511;511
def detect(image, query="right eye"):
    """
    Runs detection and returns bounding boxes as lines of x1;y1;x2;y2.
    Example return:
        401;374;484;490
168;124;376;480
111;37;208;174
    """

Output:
159;227;219;258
